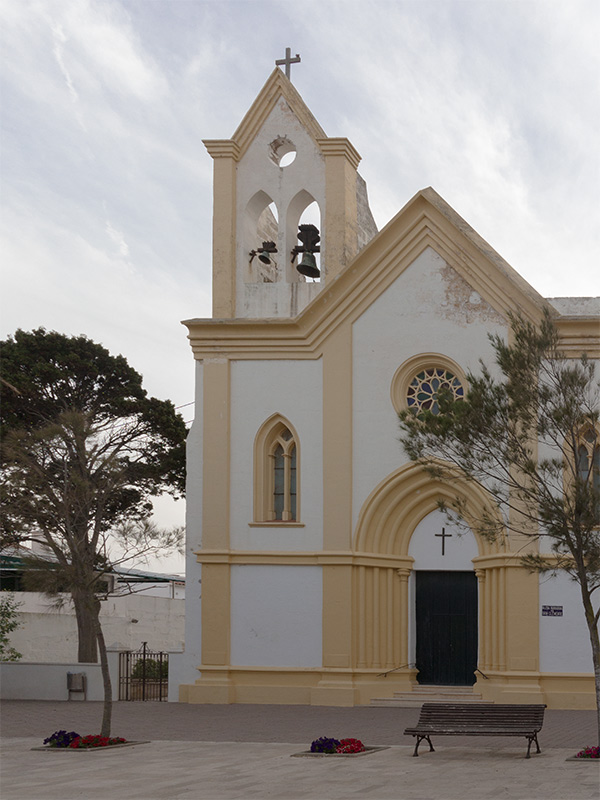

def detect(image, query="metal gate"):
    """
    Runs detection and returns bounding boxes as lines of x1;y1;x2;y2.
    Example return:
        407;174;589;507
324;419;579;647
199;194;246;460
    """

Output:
119;642;169;701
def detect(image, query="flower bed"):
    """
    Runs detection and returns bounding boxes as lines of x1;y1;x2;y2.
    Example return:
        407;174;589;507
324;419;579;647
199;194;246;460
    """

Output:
42;730;126;749
291;736;389;758
565;746;600;762
32;730;149;752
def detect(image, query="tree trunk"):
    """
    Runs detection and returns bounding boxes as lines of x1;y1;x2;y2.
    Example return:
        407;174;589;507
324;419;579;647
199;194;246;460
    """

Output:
579;579;600;747
95;599;112;738
73;590;98;662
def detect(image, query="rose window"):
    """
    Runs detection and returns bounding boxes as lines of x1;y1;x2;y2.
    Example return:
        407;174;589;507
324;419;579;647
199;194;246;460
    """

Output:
406;368;464;415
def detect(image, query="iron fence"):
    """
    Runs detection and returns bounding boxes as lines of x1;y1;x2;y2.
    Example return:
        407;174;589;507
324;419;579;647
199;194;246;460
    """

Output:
118;642;169;701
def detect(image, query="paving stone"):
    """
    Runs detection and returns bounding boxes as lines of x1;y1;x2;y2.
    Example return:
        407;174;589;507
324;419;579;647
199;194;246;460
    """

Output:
1;702;598;799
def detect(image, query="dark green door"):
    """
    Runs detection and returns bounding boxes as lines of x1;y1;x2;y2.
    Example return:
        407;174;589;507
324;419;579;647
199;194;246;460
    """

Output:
416;571;478;686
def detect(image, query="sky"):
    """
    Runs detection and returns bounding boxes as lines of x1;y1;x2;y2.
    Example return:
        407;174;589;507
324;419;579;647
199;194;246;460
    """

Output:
2;0;599;572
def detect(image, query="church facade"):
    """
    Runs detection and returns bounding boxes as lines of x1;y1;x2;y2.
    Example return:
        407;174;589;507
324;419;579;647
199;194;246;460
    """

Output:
176;69;599;708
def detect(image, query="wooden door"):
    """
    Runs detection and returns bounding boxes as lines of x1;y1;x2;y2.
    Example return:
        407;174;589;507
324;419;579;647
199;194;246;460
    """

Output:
415;571;478;685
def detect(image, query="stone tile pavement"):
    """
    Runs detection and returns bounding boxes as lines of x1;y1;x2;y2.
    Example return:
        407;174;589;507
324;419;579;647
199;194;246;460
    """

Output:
1;702;598;800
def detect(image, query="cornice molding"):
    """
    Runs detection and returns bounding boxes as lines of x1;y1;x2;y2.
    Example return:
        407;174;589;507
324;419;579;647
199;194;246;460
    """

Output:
317;137;362;169
555;317;600;358
193;548;414;569
202;139;241;160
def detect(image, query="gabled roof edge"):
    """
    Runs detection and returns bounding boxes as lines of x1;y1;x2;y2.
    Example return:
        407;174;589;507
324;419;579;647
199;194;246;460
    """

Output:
231;69;327;158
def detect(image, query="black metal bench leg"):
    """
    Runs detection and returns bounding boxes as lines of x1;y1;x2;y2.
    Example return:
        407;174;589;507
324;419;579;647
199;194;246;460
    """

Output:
525;733;541;758
412;736;434;757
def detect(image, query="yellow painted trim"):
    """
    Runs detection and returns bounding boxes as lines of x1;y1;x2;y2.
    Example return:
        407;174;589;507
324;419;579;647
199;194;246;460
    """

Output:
201;360;230;549
193;549;415;568
178;667;594;707
248;522;305;528
207;153;237;318
322;324;353;551
232;70;327;158
353;460;504;557
556;317;600;359
200;564;231;666
320;142;361;281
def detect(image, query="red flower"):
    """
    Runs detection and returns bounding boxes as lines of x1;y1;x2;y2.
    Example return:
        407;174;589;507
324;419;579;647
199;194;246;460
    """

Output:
67;734;127;748
336;738;365;754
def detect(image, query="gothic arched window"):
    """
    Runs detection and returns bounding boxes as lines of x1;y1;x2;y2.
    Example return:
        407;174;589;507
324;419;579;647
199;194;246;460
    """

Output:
576;426;600;515
254;415;299;523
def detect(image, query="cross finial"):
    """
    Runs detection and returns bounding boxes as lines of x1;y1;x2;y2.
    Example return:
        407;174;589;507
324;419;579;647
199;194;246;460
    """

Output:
276;47;301;80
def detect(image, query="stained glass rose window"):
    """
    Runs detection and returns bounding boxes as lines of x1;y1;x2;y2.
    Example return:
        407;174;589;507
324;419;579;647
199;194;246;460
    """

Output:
406;368;464;415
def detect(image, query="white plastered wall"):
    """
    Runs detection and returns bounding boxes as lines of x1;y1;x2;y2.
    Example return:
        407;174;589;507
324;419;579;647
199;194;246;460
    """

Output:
539;572;594;672
230;565;322;667
351;246;508;528
171;360;204;696
229;359;323;551
534;356;598;675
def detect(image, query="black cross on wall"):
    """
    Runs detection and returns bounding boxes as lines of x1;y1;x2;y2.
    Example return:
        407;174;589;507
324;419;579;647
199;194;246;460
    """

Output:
435;527;453;556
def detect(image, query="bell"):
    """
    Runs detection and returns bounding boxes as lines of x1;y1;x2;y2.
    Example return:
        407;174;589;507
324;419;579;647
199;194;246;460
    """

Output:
258;251;272;265
296;252;320;279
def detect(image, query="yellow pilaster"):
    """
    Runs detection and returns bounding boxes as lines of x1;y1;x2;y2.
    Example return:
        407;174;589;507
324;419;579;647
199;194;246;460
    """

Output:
318;138;361;283
316;321;355;704
200;359;231;669
203;140;239;318
322;323;353;552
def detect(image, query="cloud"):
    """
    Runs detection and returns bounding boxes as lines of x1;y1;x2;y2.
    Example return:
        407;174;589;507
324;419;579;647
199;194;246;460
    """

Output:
105;216;131;260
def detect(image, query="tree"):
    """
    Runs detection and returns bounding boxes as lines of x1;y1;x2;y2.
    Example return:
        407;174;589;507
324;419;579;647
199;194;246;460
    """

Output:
0;329;187;734
0;591;22;661
399;309;600;744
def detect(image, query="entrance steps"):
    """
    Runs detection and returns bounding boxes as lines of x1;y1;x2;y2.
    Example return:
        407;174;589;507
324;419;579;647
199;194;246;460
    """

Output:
370;685;487;707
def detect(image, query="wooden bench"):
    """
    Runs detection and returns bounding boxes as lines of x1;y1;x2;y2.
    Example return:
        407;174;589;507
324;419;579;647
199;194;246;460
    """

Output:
404;703;546;758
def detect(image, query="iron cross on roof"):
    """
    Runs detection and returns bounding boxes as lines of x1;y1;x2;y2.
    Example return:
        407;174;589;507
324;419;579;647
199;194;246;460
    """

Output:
276;47;301;79
435;527;453;556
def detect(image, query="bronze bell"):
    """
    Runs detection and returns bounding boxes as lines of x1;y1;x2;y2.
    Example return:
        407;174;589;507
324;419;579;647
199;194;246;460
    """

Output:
296;252;320;279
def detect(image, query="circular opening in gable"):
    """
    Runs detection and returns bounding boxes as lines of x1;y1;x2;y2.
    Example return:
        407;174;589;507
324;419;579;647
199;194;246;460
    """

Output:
269;136;297;167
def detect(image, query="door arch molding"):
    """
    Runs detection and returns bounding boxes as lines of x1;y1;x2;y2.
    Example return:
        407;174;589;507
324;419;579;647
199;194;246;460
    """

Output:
354;460;505;558
350;461;505;672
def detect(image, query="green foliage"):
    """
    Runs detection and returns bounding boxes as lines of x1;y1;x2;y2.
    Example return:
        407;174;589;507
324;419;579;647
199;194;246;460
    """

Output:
1;329;186;549
0;591;22;661
0;328;187;666
131;657;168;680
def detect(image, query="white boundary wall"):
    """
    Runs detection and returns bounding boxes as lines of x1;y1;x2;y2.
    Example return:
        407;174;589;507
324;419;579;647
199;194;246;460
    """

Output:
0;651;120;701
9;593;184;662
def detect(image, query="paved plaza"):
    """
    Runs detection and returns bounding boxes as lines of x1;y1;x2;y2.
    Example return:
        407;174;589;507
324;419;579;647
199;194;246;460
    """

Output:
1;701;598;800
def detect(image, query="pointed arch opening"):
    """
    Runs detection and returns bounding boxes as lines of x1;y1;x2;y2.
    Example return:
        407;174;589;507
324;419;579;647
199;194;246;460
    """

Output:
286;190;322;284
354;461;505;558
244;191;279;283
253;414;300;522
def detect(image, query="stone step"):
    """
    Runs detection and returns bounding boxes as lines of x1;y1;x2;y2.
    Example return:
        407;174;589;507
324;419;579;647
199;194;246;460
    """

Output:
413;685;477;694
370;686;488;707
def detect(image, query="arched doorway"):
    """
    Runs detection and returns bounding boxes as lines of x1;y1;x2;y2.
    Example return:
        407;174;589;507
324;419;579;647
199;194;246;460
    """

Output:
409;510;479;685
352;462;502;679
